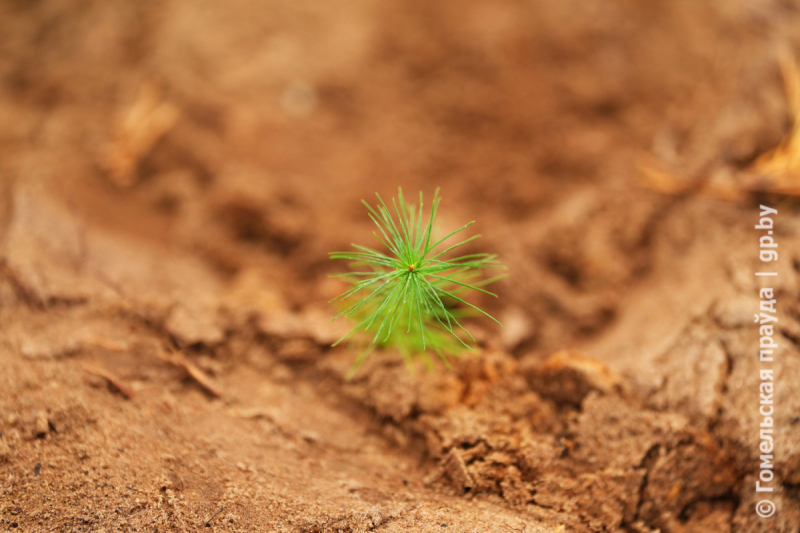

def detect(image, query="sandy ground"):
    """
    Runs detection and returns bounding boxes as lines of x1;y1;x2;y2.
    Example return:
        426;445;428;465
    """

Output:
3;1;800;531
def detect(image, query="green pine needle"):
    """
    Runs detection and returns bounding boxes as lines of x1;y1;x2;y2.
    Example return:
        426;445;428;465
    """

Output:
329;188;506;378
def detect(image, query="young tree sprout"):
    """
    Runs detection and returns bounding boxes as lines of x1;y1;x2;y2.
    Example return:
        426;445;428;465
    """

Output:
330;188;506;378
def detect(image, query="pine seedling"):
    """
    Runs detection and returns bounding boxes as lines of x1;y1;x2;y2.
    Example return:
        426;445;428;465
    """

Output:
329;188;505;378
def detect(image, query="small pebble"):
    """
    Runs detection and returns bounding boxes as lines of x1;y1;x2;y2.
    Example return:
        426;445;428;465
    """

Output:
35;412;49;438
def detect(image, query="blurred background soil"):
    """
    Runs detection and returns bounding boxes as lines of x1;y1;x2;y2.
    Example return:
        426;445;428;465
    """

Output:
3;0;800;531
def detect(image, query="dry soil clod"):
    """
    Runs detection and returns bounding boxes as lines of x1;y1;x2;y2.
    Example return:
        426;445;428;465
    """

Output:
525;350;621;407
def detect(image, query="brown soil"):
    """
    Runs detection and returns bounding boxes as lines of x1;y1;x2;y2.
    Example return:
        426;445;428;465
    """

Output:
2;1;800;531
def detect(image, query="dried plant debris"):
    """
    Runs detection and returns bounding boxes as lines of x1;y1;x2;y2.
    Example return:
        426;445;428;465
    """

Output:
746;46;800;196
157;349;224;398
104;84;180;188
82;363;135;400
639;47;800;201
